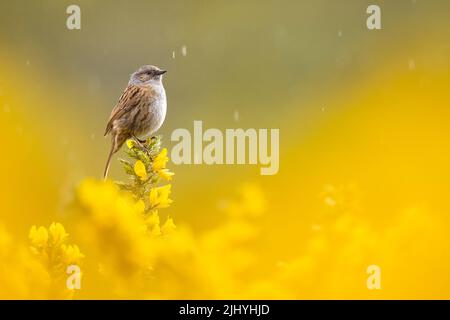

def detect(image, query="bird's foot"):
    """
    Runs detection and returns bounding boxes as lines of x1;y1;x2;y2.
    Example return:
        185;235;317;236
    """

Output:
132;136;150;154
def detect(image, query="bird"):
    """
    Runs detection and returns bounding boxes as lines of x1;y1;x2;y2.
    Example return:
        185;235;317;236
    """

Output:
103;65;167;179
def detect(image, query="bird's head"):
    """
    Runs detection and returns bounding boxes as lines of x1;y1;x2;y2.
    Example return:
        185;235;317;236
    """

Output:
129;65;167;85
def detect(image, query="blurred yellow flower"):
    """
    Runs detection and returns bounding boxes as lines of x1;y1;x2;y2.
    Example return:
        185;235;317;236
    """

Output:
223;184;266;218
61;244;84;265
134;160;147;180
48;222;68;246
28;222;84;298
29;225;48;248
0;224;55;299
149;185;173;209
144;211;162;236
135;199;146;213
161;217;176;235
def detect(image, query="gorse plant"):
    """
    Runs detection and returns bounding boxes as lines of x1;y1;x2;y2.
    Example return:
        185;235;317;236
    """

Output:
116;136;174;213
20;137;176;298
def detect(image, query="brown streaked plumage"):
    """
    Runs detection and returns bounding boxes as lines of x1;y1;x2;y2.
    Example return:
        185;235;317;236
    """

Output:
103;65;167;179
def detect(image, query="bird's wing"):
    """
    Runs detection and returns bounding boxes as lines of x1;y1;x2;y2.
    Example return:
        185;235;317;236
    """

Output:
104;84;143;136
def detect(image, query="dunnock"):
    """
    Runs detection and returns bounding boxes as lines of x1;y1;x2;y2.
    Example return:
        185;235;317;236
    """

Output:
103;65;167;179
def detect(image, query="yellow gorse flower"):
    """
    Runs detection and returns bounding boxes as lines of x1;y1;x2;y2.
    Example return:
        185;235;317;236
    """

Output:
152;148;175;181
144;211;162;236
158;168;175;181
29;222;84;277
149;184;173;209
48;221;68;246
29;222;68;251
133;160;147;180
29;225;48;248
61;244;84;265
161;216;176;235
152;148;169;171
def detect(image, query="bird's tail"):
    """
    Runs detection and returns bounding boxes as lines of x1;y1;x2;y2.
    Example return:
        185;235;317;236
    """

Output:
103;139;116;180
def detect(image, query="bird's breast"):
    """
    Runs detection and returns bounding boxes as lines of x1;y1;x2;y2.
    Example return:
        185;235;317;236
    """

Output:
136;85;167;139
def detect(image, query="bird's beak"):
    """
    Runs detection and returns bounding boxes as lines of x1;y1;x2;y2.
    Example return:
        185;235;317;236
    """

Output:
156;70;167;75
